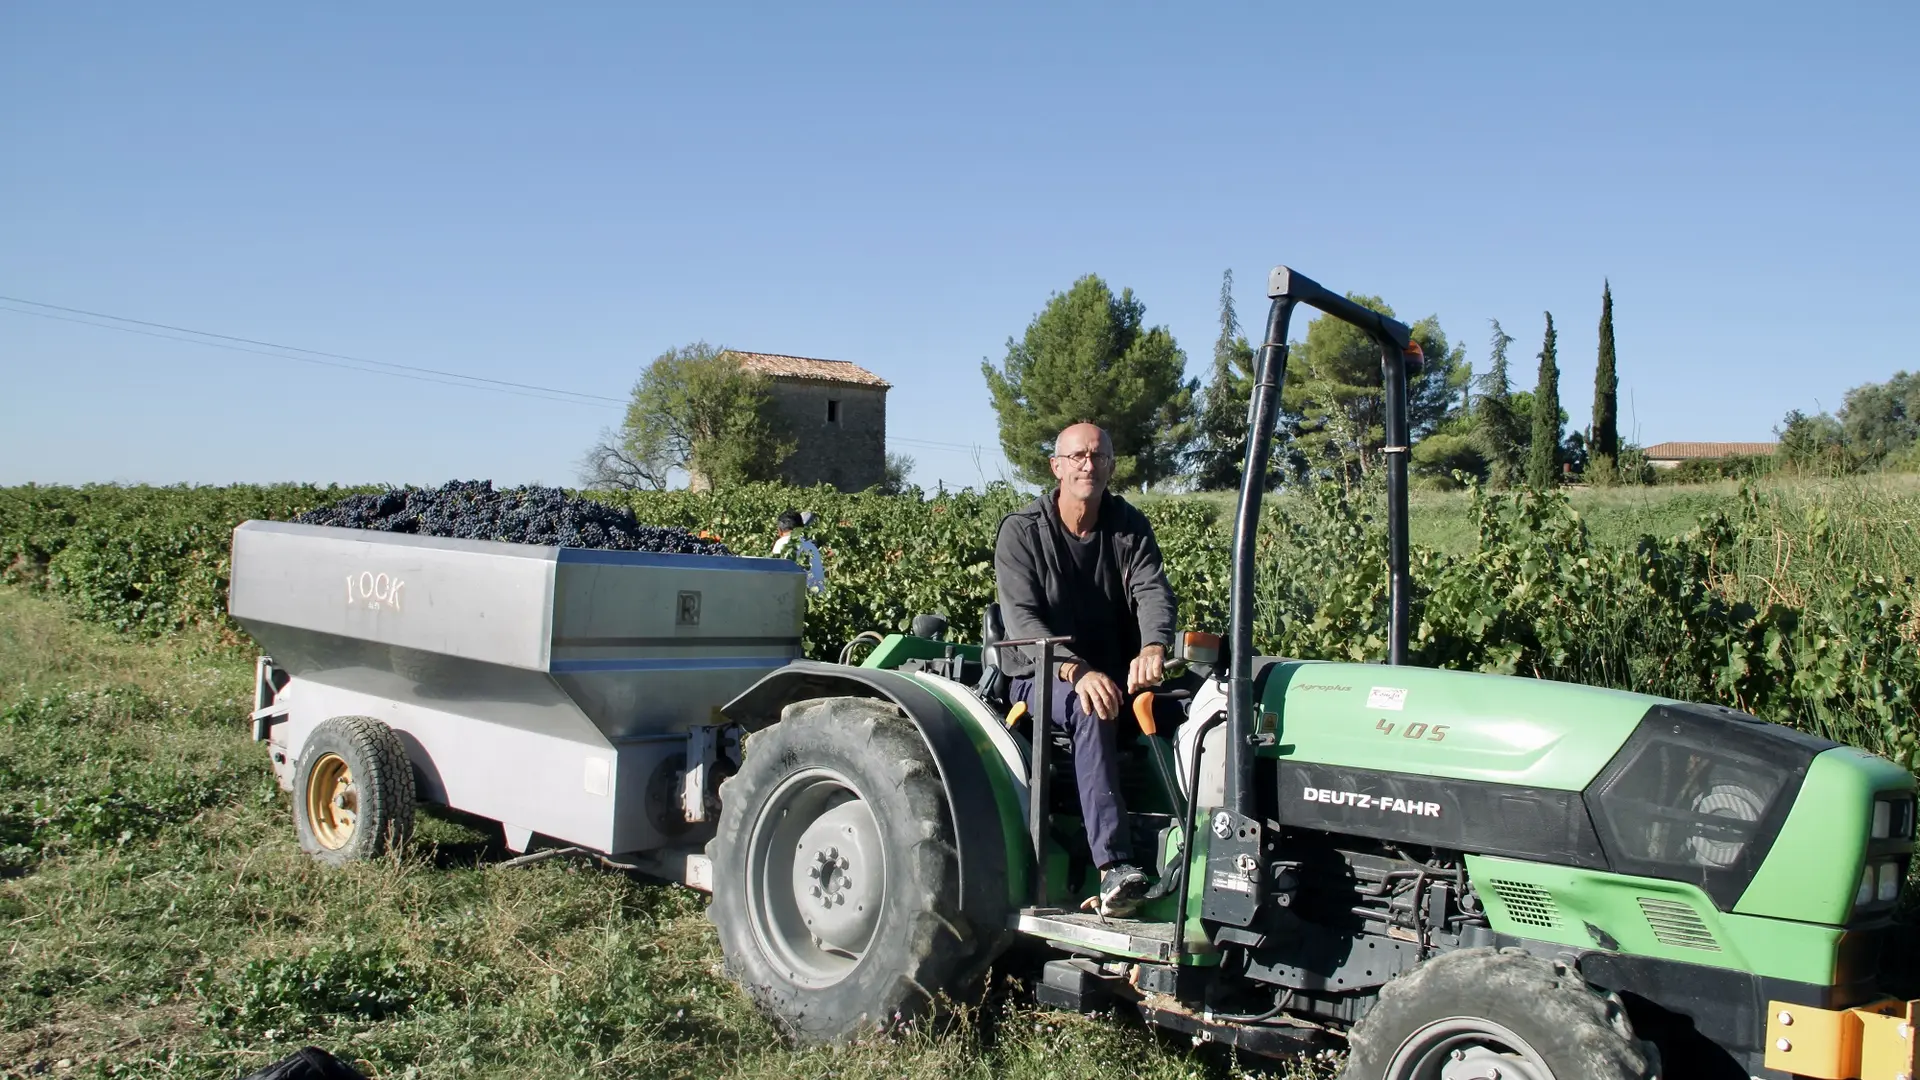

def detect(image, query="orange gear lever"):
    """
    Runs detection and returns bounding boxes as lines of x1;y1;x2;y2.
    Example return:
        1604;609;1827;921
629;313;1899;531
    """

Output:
1132;692;1159;736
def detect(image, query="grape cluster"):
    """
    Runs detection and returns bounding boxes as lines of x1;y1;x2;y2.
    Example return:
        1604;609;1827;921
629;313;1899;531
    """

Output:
293;481;730;555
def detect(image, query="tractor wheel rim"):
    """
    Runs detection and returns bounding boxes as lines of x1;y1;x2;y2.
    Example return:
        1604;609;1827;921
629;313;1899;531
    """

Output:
1385;1016;1555;1080
744;766;883;989
306;752;358;850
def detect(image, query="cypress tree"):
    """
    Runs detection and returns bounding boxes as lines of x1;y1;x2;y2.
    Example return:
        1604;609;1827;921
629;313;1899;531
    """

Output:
1473;319;1523;487
1189;269;1260;490
1528;312;1561;488
1592;281;1619;465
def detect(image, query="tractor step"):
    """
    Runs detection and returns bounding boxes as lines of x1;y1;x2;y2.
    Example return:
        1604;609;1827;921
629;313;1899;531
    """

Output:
1012;908;1177;961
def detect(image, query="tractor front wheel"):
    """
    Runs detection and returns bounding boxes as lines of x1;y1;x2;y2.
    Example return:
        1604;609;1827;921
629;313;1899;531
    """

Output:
708;696;974;1042
1342;947;1658;1080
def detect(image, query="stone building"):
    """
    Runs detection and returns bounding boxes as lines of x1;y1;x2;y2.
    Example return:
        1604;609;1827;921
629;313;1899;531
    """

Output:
730;352;890;491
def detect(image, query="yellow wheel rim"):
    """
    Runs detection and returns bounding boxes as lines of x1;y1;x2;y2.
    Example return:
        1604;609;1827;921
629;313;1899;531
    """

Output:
305;752;358;849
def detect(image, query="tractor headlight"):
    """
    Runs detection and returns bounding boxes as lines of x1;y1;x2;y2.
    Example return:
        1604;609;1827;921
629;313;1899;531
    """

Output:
1856;859;1906;911
1871;796;1913;840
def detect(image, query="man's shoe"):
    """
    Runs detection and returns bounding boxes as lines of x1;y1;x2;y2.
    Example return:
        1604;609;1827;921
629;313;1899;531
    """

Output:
1098;863;1150;917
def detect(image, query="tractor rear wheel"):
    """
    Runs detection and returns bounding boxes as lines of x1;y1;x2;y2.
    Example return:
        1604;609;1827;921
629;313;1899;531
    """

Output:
1342;947;1658;1080
707;696;975;1042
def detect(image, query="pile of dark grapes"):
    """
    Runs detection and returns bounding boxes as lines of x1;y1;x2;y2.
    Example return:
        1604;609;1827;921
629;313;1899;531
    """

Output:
293;481;730;555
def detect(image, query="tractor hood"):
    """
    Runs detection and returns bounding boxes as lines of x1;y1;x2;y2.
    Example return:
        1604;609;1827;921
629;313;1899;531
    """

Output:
1256;660;1666;791
1256;660;1911;914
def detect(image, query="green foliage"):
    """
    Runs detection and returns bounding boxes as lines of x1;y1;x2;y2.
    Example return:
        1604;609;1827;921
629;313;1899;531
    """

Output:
0;483;375;635
1592;281;1620;467
1188;269;1264;492
2;479;1916;761
1527;312;1562;488
1410;429;1488;489
197;942;427;1035
1840;370;1920;465
1652;454;1774;485
1282;295;1467;484
1777;408;1852;474
586;343;795;491
1771;372;1917;479
0;684;257;873
981;275;1198;490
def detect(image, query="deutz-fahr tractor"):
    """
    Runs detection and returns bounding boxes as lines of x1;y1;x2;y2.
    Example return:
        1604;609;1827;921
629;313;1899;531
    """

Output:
705;268;1919;1080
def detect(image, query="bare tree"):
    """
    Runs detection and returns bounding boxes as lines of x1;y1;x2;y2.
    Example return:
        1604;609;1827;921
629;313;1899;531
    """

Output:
577;427;670;490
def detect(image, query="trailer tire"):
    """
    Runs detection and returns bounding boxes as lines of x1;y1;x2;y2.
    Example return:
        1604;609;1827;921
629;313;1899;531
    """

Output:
293;716;416;866
708;696;975;1042
1342;947;1658;1080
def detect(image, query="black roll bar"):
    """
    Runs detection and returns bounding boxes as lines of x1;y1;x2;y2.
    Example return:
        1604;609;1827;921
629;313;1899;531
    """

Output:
1222;266;1419;818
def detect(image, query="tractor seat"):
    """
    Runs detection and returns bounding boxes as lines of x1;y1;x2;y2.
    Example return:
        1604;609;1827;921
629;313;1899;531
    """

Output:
975;603;1011;712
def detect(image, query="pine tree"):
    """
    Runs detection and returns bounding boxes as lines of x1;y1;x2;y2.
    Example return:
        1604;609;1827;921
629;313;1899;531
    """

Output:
1283;294;1468;483
982;274;1198;488
1527;312;1562;488
1592;281;1619;467
1472;319;1524;487
1188;270;1260;490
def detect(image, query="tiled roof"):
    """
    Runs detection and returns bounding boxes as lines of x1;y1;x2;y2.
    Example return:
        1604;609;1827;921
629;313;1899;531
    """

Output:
728;351;891;389
1642;441;1777;459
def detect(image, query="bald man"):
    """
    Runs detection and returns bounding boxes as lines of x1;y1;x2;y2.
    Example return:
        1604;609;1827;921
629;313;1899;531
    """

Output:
992;422;1176;916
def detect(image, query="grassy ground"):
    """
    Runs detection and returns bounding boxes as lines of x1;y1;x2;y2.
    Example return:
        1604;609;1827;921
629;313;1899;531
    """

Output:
1412;473;1920;565
1157;473;1920;574
0;588;1324;1080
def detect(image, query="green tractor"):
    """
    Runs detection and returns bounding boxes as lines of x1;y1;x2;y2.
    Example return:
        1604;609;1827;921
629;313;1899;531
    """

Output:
707;267;1917;1080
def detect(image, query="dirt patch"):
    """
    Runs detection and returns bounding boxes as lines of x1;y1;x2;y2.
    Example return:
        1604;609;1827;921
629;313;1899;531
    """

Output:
0;1000;200;1079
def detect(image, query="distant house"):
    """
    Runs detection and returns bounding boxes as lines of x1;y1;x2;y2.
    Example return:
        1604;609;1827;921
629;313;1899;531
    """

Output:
1642;441;1777;469
729;352;891;491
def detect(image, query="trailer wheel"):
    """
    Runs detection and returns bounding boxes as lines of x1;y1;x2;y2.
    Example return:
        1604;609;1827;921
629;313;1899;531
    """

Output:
293;716;416;866
1342;948;1658;1080
708;696;973;1042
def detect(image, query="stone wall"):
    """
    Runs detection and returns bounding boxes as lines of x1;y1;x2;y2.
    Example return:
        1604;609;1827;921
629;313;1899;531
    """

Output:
767;379;887;491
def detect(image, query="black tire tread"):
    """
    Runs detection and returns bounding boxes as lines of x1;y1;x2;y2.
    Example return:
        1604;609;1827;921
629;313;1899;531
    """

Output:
707;696;976;1041
293;715;416;866
1342;947;1656;1080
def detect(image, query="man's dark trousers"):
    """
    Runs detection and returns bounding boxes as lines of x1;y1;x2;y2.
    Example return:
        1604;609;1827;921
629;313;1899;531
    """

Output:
1012;672;1128;869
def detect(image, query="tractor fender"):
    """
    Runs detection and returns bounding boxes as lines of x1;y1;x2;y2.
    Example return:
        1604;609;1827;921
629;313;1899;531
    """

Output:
720;660;1011;931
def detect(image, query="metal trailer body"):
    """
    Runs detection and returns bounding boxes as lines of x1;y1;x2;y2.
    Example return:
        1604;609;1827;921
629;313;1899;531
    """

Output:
228;520;805;862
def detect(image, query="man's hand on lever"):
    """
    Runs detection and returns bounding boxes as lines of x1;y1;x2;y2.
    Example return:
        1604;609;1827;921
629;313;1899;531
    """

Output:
1127;643;1165;695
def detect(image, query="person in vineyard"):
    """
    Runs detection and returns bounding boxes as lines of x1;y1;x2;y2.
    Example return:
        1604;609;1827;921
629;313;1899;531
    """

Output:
993;422;1177;916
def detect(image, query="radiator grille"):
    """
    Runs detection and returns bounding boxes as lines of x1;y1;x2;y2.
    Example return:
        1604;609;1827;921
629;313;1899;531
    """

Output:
1488;879;1561;928
1637;897;1721;951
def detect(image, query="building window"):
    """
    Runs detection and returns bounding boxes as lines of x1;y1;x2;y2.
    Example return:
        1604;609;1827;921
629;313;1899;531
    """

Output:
826;399;841;423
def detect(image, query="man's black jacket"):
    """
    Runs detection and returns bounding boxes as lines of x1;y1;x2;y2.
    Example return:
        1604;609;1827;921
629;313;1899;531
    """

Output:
992;488;1177;681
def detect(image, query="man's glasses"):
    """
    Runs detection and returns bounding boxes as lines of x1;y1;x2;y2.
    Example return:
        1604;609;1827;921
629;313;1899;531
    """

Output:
1051;450;1113;468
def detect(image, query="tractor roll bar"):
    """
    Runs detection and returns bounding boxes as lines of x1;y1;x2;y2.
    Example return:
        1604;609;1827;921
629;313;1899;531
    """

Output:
1222;266;1419;817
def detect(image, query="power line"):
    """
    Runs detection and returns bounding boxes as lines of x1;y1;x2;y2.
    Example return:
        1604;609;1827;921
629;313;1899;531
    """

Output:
0;295;625;407
0;294;1012;453
889;434;997;452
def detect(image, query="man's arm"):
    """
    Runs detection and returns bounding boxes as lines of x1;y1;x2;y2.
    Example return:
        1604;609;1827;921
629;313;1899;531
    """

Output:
1124;514;1177;651
992;517;1082;677
1121;510;1176;694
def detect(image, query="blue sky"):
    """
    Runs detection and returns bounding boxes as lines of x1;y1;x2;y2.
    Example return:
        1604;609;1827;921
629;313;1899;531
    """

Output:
3;3;1915;490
